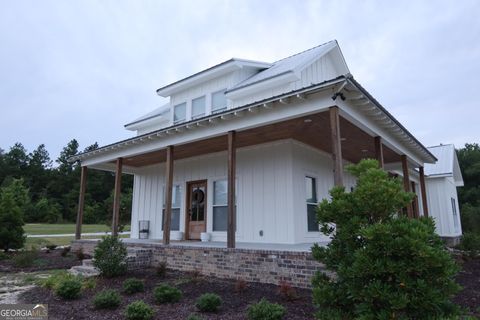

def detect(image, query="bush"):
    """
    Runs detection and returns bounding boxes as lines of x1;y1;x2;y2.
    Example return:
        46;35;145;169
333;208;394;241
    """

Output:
195;293;222;313
186;314;203;320
312;159;461;319
124;300;154;320
0;182;27;251
13;248;39;267
93;235;127;277
93;289;121;309
123;278;144;294
153;284;182;303
247;298;286;320
0;251;9;260
41;271;73;289
458;232;480;257
55;277;82;300
46;244;57;251
156;261;167;278
83;277;96;290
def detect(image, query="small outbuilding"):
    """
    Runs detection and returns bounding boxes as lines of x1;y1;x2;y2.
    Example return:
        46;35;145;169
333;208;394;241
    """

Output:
424;144;464;245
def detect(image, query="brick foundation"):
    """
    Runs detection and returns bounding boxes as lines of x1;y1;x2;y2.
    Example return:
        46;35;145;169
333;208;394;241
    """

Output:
72;240;327;288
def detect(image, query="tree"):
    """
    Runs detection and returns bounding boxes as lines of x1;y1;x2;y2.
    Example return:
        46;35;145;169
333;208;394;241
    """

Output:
312;159;460;319
0;179;28;251
457;143;480;233
27;144;52;201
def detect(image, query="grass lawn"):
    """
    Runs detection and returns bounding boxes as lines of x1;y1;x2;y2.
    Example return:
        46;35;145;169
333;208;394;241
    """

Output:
24;234;130;249
24;223;130;235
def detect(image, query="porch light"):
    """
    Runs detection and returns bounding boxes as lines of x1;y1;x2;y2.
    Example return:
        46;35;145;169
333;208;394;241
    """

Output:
304;119;312;123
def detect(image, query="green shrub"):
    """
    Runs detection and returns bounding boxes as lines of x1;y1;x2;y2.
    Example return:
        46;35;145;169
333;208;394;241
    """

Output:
13;248;39;267
186;314;203;320
247;298;286;320
0;251;9;260
0;179;28;251
458;232;480;257
46;244;57;251
93;289;121;309
82;277;96;290
312;159;461;319
153;284;182;303
123;278;144;294
195;293;222;313
124;300;154;320
93;235;127;277
55;277;82;299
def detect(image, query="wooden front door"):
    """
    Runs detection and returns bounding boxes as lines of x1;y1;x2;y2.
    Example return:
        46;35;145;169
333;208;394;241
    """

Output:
186;180;207;240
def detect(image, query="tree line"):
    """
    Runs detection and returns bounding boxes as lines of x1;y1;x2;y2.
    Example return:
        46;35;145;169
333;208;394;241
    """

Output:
457;143;480;235
0;140;132;225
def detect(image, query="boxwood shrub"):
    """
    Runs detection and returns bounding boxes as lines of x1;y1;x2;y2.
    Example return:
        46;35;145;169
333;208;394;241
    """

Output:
247;298;286;320
55;277;82;300
153;284;182;303
93;289;121;309
195;293;222;312
124;300;154;320
123;278;144;294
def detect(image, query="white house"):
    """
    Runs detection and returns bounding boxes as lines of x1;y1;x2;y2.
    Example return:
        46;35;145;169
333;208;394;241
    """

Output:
71;40;452;247
424;144;463;244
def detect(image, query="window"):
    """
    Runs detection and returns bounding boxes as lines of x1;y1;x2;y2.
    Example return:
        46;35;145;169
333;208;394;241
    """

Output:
173;102;186;123
451;198;459;230
213;179;228;231
306;176;319;232
162;185;181;231
192;96;206;119
211;89;227;113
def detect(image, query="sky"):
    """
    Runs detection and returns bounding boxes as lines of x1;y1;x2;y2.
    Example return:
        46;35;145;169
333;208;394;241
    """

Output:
0;0;479;162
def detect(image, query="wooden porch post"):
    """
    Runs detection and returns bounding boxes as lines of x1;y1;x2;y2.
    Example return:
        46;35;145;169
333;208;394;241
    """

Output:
374;136;384;169
75;166;88;240
329;106;344;186
112;158;123;237
401;155;414;218
411;181;420;218
163;146;174;245
227;131;236;248
419;166;429;217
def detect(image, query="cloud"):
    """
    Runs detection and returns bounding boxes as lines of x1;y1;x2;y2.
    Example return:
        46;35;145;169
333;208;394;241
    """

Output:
0;0;479;159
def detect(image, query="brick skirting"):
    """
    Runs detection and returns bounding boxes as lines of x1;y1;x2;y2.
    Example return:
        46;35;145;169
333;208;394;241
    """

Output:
71;240;328;288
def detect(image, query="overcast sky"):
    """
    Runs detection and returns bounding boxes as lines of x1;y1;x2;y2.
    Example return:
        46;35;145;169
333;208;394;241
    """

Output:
1;0;479;161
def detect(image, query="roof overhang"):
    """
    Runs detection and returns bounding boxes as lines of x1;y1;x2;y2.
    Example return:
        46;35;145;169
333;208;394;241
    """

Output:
71;75;435;169
156;59;271;97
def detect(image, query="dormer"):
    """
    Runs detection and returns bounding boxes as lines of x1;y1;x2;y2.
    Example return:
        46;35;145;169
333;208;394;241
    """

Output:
157;59;271;125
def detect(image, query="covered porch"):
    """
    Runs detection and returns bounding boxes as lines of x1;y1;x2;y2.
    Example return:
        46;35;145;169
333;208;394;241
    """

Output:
72;79;434;248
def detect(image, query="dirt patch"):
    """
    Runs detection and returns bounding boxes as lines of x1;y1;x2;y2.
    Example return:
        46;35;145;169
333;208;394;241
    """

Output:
0;249;84;273
453;257;480;316
19;268;316;320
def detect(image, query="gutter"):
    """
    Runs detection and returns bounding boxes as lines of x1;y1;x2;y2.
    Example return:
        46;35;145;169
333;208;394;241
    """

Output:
346;76;437;163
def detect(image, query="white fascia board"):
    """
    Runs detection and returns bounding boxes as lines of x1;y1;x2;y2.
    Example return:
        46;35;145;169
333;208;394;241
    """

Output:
226;72;300;100
125;115;169;131
336;99;424;167
80;91;336;167
88;162;138;175
157;62;241;97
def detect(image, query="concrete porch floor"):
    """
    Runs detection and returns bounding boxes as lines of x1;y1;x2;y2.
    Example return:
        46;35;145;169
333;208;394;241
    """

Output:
121;238;327;252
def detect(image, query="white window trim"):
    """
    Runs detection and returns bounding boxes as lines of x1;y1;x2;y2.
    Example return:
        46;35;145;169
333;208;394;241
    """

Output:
209;177;238;234
305;175;320;233
191;95;206;119
162;184;182;231
211;88;227;113
173;102;187;124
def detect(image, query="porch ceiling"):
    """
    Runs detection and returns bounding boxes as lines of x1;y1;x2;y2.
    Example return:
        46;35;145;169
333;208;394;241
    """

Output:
116;111;400;167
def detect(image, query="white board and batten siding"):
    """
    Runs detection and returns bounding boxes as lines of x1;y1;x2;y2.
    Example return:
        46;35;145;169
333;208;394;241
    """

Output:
426;176;462;237
130;139;346;244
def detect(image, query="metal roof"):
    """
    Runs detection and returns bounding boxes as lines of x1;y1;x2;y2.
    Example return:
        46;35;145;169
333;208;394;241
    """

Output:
424;144;455;176
227;40;338;93
125;103;170;128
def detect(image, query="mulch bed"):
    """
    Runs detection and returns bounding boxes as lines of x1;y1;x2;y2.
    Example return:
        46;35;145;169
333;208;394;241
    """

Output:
0;249;84;272
19;268;316;320
453;256;480;317
16;256;480;319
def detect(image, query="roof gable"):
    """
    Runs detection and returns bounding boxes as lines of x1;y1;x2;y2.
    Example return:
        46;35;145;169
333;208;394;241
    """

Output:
425;144;464;186
226;40;349;96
